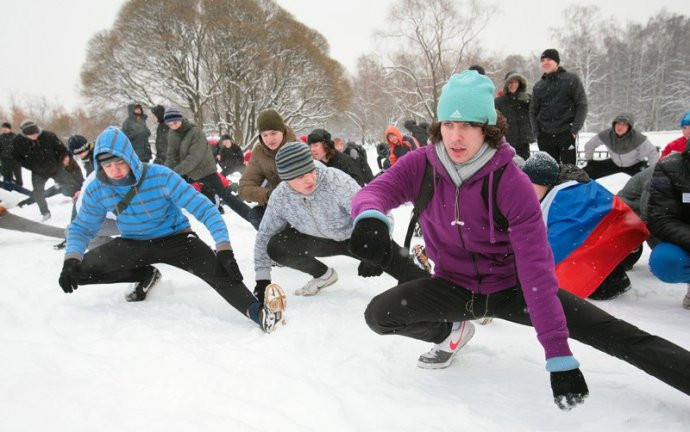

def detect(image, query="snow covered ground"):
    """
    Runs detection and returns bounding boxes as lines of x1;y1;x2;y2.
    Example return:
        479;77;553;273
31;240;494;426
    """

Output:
1;135;688;431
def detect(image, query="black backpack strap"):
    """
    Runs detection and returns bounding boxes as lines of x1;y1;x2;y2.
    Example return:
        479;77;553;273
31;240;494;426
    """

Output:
404;160;435;249
481;164;508;231
113;163;148;216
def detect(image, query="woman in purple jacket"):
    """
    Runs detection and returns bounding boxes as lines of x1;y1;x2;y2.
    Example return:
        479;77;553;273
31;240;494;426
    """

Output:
349;70;690;410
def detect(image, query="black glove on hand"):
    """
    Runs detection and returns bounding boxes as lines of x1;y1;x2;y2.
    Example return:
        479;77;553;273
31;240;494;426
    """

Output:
215;249;243;282
550;368;589;411
254;279;271;304
349;218;391;266
59;258;81;294
358;261;384;278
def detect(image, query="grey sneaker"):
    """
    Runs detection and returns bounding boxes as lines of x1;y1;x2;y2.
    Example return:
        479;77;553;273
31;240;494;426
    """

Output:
683;285;690;310
295;268;338;296
126;267;161;302
418;321;475;369
258;307;277;333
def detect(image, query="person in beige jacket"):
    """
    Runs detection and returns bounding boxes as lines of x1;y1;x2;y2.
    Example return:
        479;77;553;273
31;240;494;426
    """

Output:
239;109;295;228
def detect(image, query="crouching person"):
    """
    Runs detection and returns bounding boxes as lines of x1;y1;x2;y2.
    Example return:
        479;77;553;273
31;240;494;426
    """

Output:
57;127;285;333
253;142;428;302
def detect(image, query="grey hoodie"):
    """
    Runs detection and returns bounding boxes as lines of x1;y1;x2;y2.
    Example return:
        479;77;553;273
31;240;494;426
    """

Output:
254;162;360;280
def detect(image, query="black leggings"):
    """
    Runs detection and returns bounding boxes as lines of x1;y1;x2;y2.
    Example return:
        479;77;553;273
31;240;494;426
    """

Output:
364;277;690;396
75;231;257;315
537;130;576;164
267;226;430;283
583;159;648;180
196;173;253;226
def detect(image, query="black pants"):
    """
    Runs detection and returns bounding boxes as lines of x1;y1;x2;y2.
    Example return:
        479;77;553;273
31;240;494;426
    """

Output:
31;168;81;215
267;227;430;283
247;206;266;230
583;159;648;180
75;231;257;316
537;130;576;164
196;173;253;225
1;157;23;185
364;277;690;396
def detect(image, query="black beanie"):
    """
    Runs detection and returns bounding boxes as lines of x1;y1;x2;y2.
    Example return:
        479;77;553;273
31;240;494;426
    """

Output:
522;152;560;186
151;105;165;123
257;109;286;133
541;49;560;64
1;122;10;129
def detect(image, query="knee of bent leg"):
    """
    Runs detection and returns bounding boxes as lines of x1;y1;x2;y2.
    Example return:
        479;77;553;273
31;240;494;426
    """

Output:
364;294;395;335
266;233;289;262
649;242;690;283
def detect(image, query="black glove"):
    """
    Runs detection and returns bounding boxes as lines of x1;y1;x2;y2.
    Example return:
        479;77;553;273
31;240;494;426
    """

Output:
59;258;81;294
358;261;384;278
215;249;243;282
550;368;589;411
349;218;391;266
254;279;271;304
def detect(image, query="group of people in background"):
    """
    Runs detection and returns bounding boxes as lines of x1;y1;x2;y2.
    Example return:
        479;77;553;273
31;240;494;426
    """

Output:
1;47;689;411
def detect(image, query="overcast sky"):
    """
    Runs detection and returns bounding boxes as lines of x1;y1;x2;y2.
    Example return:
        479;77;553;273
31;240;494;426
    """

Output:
0;0;686;112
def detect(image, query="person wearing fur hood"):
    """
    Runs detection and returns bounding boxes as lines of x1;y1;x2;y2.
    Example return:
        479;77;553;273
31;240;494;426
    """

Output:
582;113;658;179
494;71;532;159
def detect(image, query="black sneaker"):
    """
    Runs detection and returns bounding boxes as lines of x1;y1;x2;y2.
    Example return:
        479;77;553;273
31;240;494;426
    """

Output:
126;267;162;302
53;240;67;250
589;270;631;300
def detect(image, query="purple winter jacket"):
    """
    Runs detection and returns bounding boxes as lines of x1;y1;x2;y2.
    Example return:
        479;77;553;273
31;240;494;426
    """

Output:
352;141;572;360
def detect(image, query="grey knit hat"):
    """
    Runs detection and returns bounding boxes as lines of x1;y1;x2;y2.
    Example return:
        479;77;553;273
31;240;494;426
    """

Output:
522;151;560;186
275;142;315;181
20;120;40;136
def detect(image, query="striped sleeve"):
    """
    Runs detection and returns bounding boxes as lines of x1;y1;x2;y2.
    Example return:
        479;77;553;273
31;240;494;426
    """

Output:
164;171;230;247
65;184;108;260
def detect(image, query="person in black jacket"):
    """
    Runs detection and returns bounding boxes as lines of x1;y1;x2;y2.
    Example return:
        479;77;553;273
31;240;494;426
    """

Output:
343;141;374;184
150;105;169;165
647;138;690;309
1;122;23;186
495;72;532;159
403;119;429;148
217;134;245;175
529;49;588;165
121;103;152;163
68;134;95;176
307;128;365;186
11;120;83;220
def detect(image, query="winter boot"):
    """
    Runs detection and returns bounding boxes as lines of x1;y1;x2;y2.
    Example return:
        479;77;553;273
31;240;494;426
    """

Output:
589;267;631;300
294;268;338;296
412;244;432;273
683;284;690;310
264;283;287;327
126;267;162;302
418;321;475;369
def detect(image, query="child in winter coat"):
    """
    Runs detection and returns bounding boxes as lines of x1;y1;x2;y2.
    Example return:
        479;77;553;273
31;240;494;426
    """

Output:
384;126;418;166
349;70;690;409
252;142;428;303
58;127;285;332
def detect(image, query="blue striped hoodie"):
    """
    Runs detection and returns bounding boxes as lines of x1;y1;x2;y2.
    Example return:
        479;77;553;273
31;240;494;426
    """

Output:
65;127;230;260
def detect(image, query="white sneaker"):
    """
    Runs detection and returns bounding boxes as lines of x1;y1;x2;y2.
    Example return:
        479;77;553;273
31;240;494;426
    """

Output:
294;268;338;296
683;284;690;310
417;321;475;369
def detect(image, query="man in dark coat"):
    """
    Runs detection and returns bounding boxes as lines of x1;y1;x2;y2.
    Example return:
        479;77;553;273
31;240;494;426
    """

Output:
11;120;83;220
121;103;152;163
1;122;23;186
217;134;245;175
495;72;532;159
529;49;588;165
150;105;169;165
647;138;690;309
343;141;374;183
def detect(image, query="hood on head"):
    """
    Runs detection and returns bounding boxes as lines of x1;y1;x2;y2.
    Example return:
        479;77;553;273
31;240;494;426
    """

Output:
612;113;635;129
93;126;143;183
503;72;527;94
384;126;403;145
127;103;147;119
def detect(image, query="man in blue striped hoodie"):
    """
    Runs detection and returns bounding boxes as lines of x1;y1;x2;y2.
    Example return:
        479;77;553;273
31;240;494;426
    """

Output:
58;127;284;333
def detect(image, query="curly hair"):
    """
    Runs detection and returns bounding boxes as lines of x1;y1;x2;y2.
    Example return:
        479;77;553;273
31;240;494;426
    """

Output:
428;111;507;148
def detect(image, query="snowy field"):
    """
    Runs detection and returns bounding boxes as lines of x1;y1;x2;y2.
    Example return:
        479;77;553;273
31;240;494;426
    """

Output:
1;133;689;431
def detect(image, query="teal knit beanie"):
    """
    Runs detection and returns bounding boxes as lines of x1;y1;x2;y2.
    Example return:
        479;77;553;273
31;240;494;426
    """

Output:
437;70;497;125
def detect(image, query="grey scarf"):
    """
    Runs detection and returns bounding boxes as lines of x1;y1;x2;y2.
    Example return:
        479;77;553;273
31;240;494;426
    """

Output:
435;141;497;187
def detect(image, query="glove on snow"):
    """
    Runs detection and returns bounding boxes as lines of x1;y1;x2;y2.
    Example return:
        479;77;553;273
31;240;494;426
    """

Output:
349;218;391;266
254;279;271;304
59;258;81;293
357;261;384;278
215;249;243;282
550;368;589;410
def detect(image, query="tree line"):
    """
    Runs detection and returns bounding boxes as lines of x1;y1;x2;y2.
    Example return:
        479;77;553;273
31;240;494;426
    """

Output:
1;0;687;148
